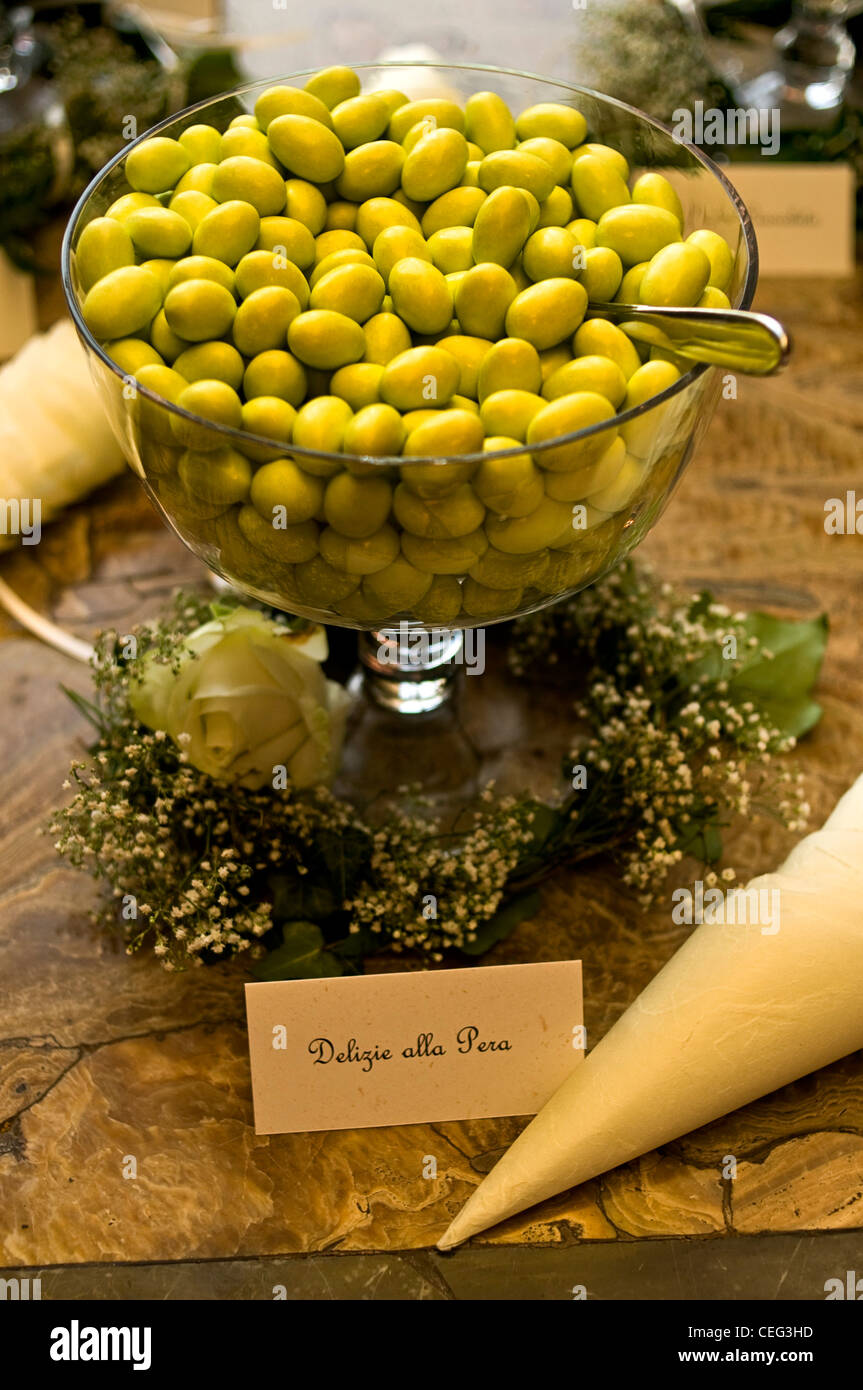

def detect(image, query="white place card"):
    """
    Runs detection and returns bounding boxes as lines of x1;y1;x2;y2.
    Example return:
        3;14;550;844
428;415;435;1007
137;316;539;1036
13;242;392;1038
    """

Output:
245;960;584;1133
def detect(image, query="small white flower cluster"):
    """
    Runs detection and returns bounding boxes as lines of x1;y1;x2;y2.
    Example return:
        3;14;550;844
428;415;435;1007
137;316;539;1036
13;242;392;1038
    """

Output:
576;681;808;902
53;737;367;971
515;563;813;905
54;736;273;968
345;796;539;962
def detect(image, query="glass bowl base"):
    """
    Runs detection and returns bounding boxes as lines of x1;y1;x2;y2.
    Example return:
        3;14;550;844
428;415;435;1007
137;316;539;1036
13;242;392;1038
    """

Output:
357;626;464;715
334;680;481;819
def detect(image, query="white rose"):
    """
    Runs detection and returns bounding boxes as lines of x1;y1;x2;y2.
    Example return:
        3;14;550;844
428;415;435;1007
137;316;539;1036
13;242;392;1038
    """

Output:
129;607;350;790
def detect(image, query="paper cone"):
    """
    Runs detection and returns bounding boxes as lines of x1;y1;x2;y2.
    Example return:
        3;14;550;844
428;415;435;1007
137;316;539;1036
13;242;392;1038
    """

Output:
438;776;863;1250
0;320;124;548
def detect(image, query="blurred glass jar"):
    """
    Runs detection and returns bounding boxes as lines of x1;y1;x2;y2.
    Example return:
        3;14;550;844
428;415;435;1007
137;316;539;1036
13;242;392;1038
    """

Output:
0;6;74;257
735;0;858;130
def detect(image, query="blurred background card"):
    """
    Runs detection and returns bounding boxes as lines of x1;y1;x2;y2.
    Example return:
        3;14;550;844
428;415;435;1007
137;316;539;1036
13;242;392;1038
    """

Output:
668;161;856;274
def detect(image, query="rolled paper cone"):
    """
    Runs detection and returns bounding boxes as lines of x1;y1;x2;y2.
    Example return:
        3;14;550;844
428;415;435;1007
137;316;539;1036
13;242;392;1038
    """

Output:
0;319;124;550
438;775;863;1250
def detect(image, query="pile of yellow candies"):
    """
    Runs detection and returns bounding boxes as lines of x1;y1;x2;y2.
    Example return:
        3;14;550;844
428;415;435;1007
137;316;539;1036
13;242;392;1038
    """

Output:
74;65;735;626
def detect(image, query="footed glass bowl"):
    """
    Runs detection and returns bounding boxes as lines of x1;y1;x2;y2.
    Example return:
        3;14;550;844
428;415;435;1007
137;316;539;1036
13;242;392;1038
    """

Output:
62;63;758;712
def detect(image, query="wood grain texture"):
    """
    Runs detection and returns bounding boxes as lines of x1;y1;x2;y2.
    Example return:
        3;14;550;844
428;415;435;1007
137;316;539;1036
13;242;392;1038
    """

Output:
0;277;861;1263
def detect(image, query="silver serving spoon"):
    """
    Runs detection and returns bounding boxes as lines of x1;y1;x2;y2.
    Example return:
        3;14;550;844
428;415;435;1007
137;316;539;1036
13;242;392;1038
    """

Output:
589;302;791;375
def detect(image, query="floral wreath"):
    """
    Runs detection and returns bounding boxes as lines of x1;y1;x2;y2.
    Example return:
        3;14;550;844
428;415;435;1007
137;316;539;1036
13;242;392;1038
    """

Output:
51;560;826;978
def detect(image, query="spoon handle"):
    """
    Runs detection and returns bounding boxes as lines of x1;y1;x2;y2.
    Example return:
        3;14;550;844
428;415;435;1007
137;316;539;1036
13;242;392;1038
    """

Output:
588;302;791;375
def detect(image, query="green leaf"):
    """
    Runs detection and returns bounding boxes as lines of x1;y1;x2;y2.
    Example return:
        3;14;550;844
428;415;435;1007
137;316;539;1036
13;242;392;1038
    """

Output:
675;820;724;865
459;890;541;957
60;684;104;732
268;872;339;923
525;800;565;848
510;801;565;879
252;920;343;981
314;826;371;898
208;599;241;620
729;612;828;740
328;927;377;959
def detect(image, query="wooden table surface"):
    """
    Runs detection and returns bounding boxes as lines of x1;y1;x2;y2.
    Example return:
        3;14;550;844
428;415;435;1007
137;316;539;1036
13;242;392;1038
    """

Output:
1;269;862;1295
